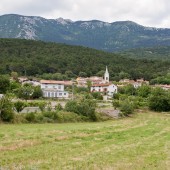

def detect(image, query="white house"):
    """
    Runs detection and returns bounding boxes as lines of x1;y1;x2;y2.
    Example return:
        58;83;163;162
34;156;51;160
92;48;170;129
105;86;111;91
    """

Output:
90;67;117;97
91;83;117;97
40;80;69;98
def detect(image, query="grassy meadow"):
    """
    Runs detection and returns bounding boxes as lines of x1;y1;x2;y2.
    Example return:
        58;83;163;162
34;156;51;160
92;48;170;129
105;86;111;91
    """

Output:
0;111;170;170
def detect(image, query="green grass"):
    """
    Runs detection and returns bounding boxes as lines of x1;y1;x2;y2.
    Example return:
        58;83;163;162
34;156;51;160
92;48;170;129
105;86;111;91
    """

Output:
0;111;170;169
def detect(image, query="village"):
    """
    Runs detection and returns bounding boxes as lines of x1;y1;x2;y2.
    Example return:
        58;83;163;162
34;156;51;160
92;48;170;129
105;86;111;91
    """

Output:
4;66;169;102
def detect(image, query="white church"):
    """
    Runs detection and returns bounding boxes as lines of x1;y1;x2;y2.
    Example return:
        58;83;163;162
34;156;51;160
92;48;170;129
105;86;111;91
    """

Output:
90;66;117;97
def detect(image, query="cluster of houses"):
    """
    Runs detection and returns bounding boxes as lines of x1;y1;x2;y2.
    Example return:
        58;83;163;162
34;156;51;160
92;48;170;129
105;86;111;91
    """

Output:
17;66;118;99
40;66;118;99
14;66;170;100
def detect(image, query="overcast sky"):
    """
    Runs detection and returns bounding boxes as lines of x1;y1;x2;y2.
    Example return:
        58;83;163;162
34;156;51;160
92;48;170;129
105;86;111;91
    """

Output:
0;0;170;28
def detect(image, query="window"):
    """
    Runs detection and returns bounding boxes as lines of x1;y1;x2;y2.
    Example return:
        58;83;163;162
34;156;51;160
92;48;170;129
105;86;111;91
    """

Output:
59;93;62;96
48;92;50;97
64;93;67;95
58;85;61;89
104;88;107;92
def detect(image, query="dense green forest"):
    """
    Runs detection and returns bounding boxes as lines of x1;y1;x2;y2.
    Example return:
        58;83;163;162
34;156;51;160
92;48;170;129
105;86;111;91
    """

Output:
0;38;170;80
119;46;170;60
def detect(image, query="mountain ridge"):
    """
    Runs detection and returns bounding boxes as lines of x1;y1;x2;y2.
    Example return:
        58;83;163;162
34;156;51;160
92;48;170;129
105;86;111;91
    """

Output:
1;14;170;51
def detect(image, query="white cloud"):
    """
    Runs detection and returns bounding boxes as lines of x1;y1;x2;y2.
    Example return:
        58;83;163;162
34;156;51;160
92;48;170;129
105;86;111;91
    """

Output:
0;0;170;28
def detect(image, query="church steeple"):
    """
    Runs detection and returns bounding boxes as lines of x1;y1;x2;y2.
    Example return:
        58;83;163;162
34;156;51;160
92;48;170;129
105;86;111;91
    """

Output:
104;66;109;83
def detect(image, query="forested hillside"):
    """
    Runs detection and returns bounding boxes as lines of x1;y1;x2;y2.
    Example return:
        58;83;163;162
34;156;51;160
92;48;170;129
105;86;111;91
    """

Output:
0;38;170;80
119;46;170;60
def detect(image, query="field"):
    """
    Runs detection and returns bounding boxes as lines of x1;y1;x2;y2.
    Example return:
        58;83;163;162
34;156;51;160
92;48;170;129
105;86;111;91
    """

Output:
0;111;170;170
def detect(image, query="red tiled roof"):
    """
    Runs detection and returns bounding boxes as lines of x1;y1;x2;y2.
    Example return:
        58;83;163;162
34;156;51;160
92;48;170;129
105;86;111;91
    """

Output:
40;80;72;85
91;83;111;87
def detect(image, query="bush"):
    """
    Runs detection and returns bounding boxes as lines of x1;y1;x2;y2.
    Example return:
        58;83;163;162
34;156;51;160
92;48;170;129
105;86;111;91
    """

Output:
32;86;43;99
56;111;84;123
112;99;120;109
0;75;10;94
149;88;170;112
25;112;36;122
1;110;15;122
37;101;47;112
14;101;26;113
65;99;97;121
120;100;134;116
42;111;58;120
55;103;63;111
137;85;151;98
0;95;14;122
91;92;103;100
65;100;78;113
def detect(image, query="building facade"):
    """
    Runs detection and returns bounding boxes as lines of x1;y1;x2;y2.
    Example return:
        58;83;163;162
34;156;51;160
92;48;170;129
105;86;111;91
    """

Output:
91;83;117;97
90;66;117;97
40;80;69;98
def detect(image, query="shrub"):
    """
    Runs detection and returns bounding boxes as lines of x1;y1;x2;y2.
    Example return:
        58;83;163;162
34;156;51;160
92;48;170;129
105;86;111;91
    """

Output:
37;101;47;112
112;99;120;109
149;88;170;112
32;86;43;99
14;101;26;113
120;100;134;116
137;85;151;98
25;112;36;122
65;100;78;113
55;103;63;111
0;75;10;94
0;95;14;122
1;110;14;122
65;99;97;121
56;111;83;123
91;92;103;100
42;111;58;120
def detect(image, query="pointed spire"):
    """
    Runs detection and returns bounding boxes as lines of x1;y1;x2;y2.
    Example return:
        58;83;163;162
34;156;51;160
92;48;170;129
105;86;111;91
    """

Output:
104;66;109;83
105;66;109;74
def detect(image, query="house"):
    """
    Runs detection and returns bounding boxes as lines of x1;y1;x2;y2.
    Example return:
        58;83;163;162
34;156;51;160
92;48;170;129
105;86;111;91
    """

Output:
76;76;103;87
18;77;28;83
90;66;117;97
119;78;149;88
22;80;41;86
91;83;117;97
40;80;69;98
153;84;170;90
76;66;110;87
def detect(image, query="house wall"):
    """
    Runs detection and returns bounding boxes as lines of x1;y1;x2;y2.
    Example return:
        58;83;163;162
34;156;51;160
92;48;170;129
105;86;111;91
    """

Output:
91;84;117;96
91;86;105;92
42;90;69;98
41;83;64;91
107;84;118;96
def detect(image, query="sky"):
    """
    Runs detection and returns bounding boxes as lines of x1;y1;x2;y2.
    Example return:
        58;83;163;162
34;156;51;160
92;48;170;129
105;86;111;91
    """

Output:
0;0;170;28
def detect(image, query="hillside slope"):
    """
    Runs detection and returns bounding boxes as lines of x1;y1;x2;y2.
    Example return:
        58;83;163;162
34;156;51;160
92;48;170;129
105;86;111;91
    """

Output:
1;14;170;51
119;46;170;60
0;39;170;80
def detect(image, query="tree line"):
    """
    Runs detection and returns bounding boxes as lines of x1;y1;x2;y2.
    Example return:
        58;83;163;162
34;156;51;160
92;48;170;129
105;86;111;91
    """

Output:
0;38;170;81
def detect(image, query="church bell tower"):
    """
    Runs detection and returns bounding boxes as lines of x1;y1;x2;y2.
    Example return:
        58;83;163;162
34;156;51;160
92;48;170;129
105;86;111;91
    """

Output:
104;66;109;83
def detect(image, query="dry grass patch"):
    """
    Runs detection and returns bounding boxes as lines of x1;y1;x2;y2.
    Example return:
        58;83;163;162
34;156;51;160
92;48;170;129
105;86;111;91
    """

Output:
0;111;169;169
